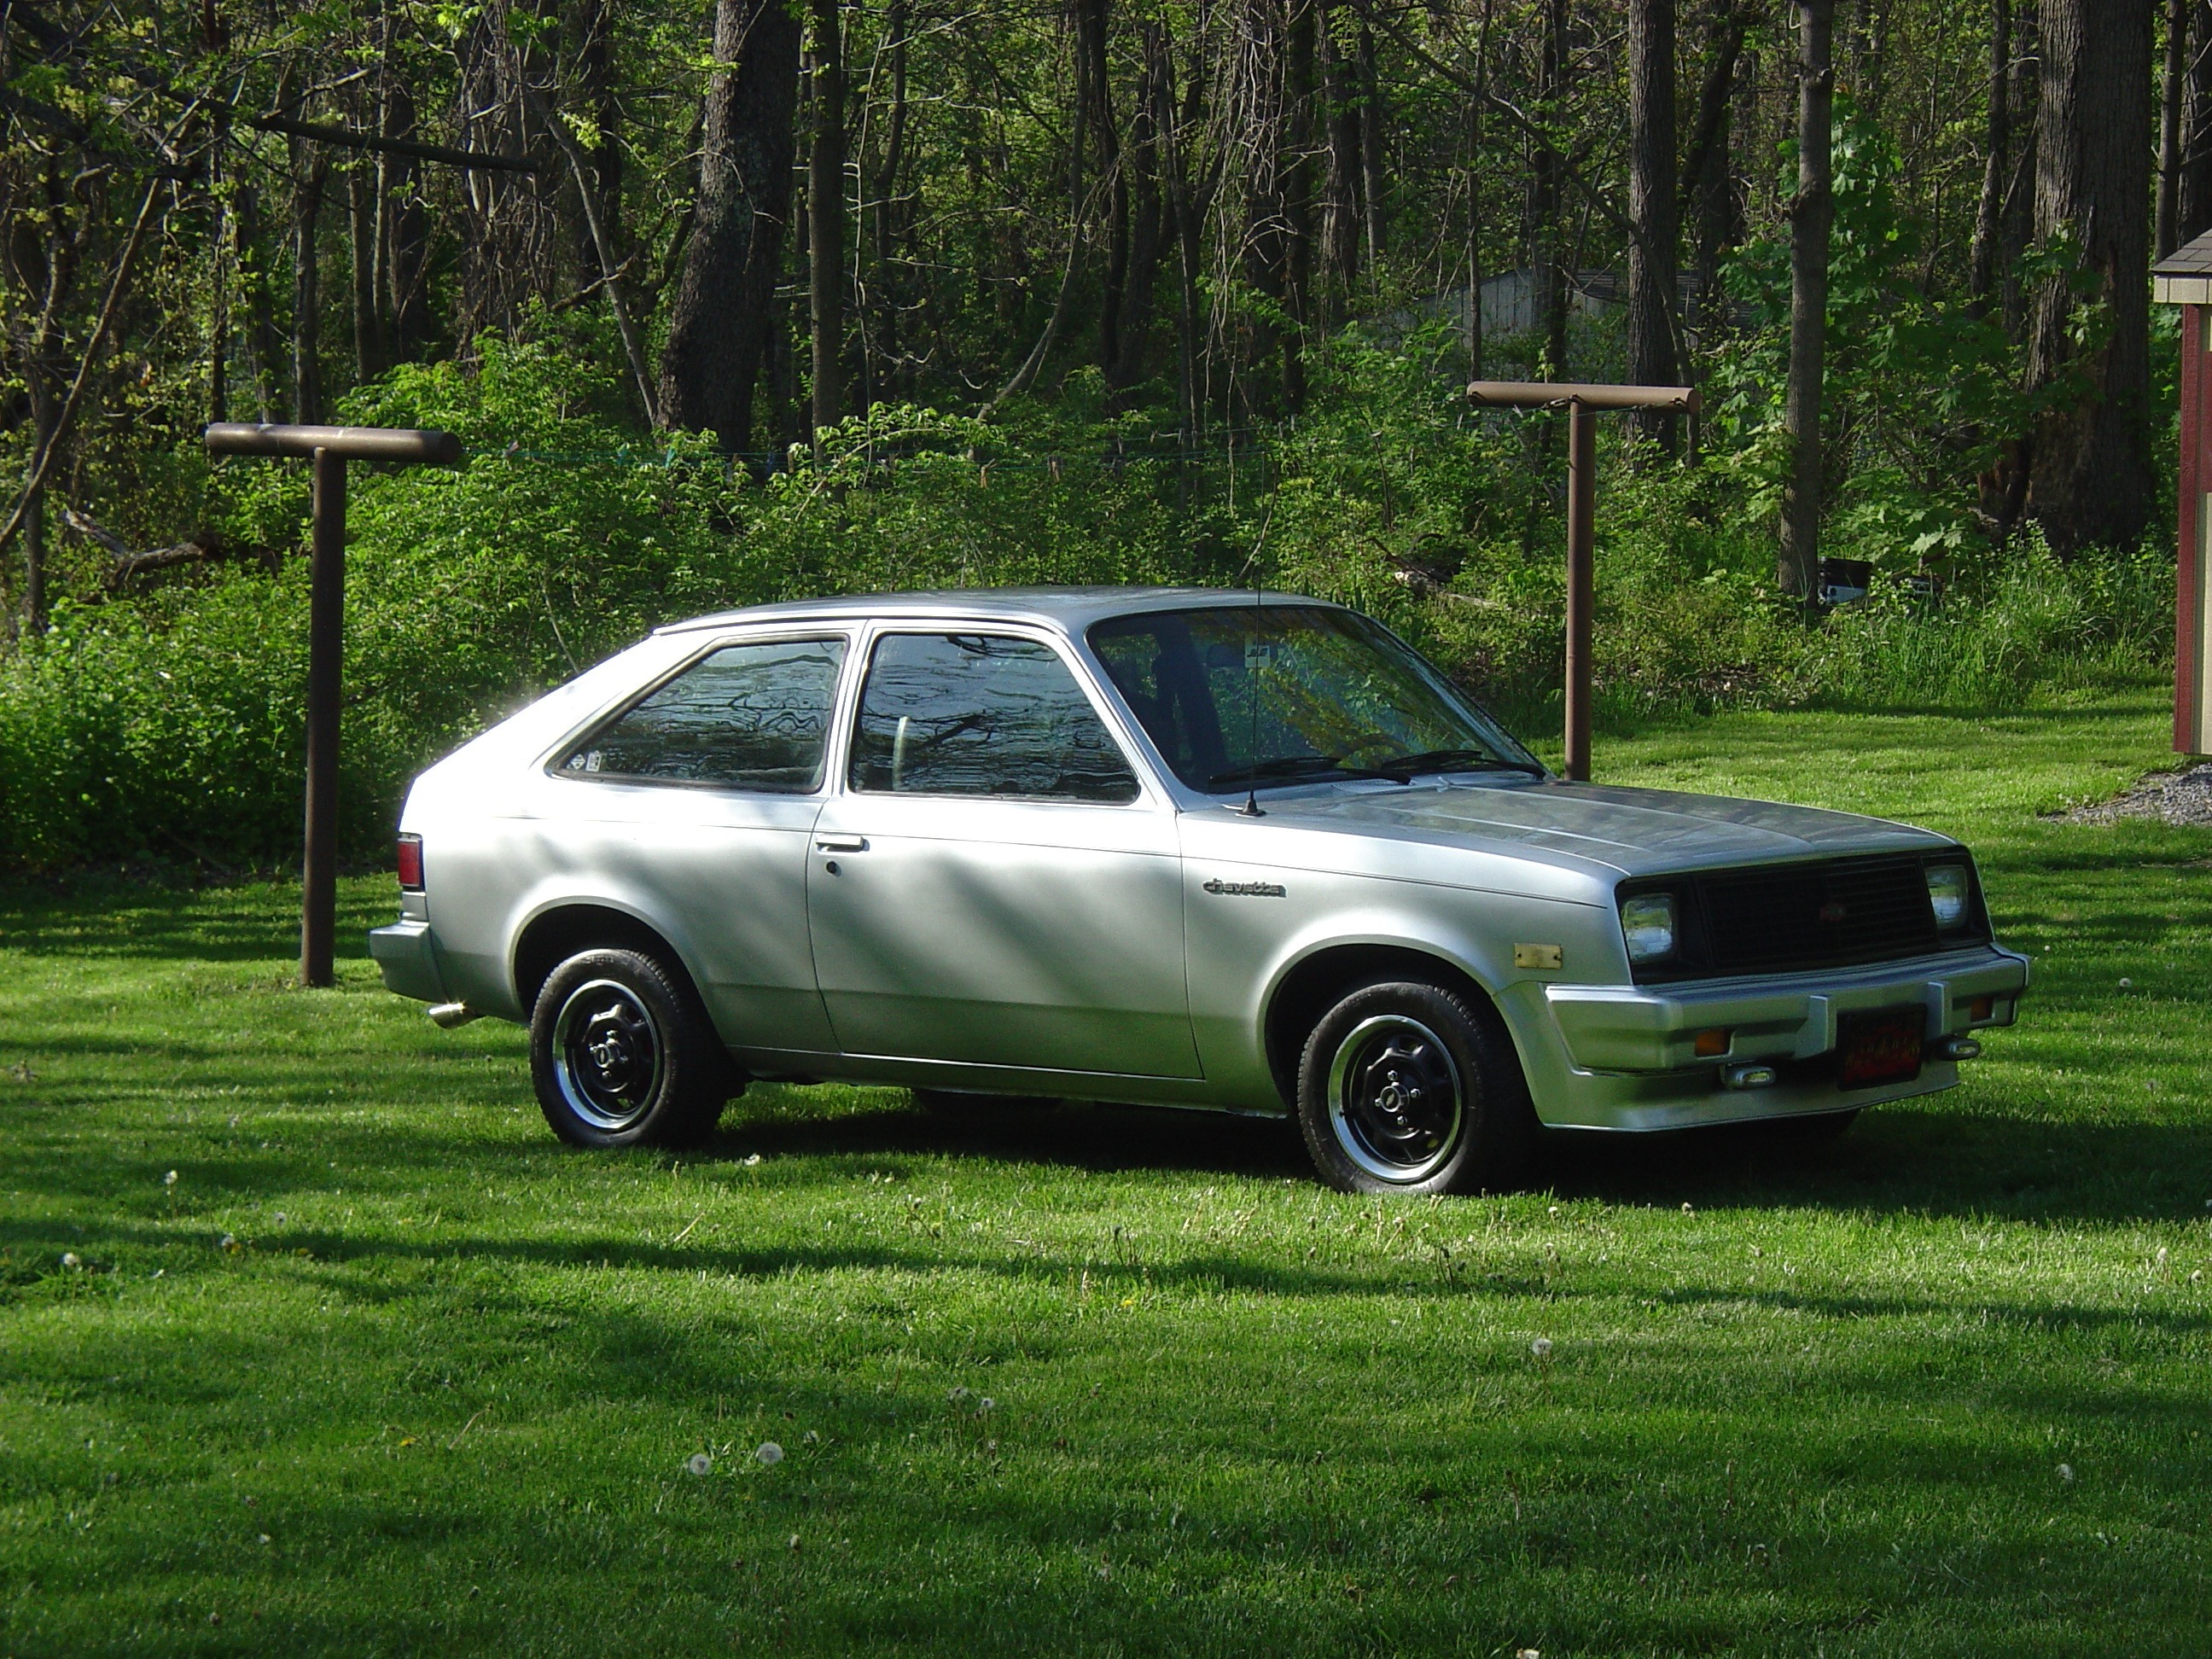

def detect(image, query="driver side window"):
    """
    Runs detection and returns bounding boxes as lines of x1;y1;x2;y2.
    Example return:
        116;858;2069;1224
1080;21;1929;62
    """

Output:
848;633;1140;803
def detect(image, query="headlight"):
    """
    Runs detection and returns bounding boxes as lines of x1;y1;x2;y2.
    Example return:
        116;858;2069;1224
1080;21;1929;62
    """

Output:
1620;893;1678;963
1925;863;1970;929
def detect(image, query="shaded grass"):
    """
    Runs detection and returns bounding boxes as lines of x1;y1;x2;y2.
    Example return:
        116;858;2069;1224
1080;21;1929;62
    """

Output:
3;693;2210;1656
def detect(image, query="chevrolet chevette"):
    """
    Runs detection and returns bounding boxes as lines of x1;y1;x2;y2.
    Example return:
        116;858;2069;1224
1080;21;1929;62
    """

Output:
370;587;2029;1194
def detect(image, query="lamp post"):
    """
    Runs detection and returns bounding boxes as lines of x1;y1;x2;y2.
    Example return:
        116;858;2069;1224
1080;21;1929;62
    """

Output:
203;423;463;986
1466;381;1701;781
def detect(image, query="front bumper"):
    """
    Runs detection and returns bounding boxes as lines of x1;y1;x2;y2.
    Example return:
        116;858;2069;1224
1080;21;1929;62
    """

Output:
368;918;447;1004
1516;944;2029;1131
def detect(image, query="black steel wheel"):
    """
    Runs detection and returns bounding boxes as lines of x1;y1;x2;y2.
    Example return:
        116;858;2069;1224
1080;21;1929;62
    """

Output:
530;947;728;1149
1296;976;1535;1195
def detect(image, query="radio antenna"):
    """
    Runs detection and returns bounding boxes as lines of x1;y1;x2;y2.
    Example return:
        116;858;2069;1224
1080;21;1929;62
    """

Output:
1234;488;1277;818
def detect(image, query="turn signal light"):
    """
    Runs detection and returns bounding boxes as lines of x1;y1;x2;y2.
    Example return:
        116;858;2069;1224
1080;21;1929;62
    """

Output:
1693;1028;1731;1058
396;833;424;892
1967;994;1993;1022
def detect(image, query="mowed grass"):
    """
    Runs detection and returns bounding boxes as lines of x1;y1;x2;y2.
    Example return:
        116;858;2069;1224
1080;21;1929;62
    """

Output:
4;691;2210;1657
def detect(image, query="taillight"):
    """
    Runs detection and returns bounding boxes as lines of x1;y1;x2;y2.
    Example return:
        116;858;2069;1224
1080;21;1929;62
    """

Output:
396;833;424;891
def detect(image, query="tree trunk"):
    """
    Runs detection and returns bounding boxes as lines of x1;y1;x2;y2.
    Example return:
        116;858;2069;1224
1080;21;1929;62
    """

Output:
232;182;281;422
1114;29;1167;392
1683;3;1747;341
21;382;51;631
808;0;847;436
1319;9;1364;320
2028;0;2156;555
657;0;803;453
1531;0;1571;384
348;166;387;383
870;0;911;399
573;0;622;278
1970;0;2013;306
1358;20;1388;265
1077;0;1131;385
292;147;328;424
1464;0;1495;379
1281;0;1318;412
1778;0;1834;610
1627;0;1680;451
1161;32;1206;446
379;66;430;362
209;137;230;427
2001;5;2040;339
2160;0;2189;256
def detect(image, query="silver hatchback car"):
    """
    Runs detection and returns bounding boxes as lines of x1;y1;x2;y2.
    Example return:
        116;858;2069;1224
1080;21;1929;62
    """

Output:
370;587;2028;1193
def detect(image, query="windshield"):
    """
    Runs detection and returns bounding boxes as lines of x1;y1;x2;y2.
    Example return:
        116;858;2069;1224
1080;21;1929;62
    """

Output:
1087;604;1542;794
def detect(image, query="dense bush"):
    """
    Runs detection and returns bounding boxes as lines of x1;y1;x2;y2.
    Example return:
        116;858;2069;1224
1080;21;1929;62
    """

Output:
0;330;2174;873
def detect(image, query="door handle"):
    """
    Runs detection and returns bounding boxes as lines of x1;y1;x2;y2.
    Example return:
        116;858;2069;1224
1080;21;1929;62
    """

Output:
815;835;869;853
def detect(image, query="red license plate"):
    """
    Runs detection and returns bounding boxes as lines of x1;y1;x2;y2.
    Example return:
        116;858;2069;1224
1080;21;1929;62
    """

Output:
1836;1008;1924;1089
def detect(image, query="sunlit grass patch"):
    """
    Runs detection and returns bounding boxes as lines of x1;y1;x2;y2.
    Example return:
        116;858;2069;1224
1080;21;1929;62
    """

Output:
3;696;2209;1656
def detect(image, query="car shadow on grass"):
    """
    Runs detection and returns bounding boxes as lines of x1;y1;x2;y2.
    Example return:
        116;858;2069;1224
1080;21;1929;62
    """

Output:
713;1088;2212;1226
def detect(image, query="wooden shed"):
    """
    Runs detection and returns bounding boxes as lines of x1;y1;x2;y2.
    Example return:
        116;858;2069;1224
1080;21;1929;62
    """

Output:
2154;230;2212;754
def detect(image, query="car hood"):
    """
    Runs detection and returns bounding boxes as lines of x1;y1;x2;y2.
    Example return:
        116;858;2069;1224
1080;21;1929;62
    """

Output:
1257;777;1951;877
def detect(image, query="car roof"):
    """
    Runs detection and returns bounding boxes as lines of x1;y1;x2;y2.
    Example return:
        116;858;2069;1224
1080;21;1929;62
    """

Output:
656;585;1339;636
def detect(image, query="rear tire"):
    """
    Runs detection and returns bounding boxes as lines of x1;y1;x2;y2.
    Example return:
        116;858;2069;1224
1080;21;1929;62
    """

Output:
1295;976;1535;1196
530;948;730;1149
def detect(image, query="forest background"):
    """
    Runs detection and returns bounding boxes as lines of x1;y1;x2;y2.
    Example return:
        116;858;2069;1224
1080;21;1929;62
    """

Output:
0;0;2192;870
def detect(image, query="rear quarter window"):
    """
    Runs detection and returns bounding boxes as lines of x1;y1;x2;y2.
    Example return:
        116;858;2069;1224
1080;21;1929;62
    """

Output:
561;636;847;791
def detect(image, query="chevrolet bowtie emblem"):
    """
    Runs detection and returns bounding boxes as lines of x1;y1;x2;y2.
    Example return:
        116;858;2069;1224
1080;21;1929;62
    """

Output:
1819;900;1848;923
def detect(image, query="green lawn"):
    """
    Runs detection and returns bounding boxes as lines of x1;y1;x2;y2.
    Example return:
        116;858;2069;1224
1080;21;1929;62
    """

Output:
4;691;2210;1656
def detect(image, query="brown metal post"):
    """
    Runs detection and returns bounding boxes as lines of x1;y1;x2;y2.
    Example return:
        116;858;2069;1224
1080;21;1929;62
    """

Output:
206;422;458;984
300;447;346;987
1563;400;1596;783
1465;381;1698;781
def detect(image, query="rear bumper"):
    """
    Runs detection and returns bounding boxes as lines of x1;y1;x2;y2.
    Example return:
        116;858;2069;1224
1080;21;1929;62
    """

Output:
368;919;447;1004
1511;944;2029;1131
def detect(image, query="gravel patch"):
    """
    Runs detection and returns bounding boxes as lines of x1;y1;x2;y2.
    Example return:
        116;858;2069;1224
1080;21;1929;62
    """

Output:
2055;761;2212;826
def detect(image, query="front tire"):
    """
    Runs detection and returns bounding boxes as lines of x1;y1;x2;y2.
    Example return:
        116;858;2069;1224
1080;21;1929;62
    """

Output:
530;948;729;1149
1295;976;1535;1195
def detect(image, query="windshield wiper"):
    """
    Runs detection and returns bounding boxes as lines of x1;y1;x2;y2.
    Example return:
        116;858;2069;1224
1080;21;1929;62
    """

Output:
1208;754;1402;789
1371;748;1547;780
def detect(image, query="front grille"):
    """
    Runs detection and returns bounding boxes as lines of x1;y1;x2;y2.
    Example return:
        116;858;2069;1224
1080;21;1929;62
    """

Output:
1627;853;1984;984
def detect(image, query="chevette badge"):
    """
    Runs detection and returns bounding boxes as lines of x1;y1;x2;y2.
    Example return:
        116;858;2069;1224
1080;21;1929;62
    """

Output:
1203;879;1287;898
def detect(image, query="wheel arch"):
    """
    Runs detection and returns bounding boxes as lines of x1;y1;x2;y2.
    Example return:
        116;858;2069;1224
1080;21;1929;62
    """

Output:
511;900;714;1025
1261;941;1514;1110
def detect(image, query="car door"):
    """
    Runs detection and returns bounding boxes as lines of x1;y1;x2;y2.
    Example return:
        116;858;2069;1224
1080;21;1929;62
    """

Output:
806;628;1201;1079
544;632;849;1052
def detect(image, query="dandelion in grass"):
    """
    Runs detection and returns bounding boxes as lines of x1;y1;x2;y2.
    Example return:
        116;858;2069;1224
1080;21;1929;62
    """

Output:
164;1171;178;1187
742;1153;763;1167
219;1233;238;1252
1529;1338;1552;1360
2058;1463;2075;1483
61;1252;80;1269
979;1397;996;1413
948;1385;969;1402
755;1442;783;1466
687;1452;713;1477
